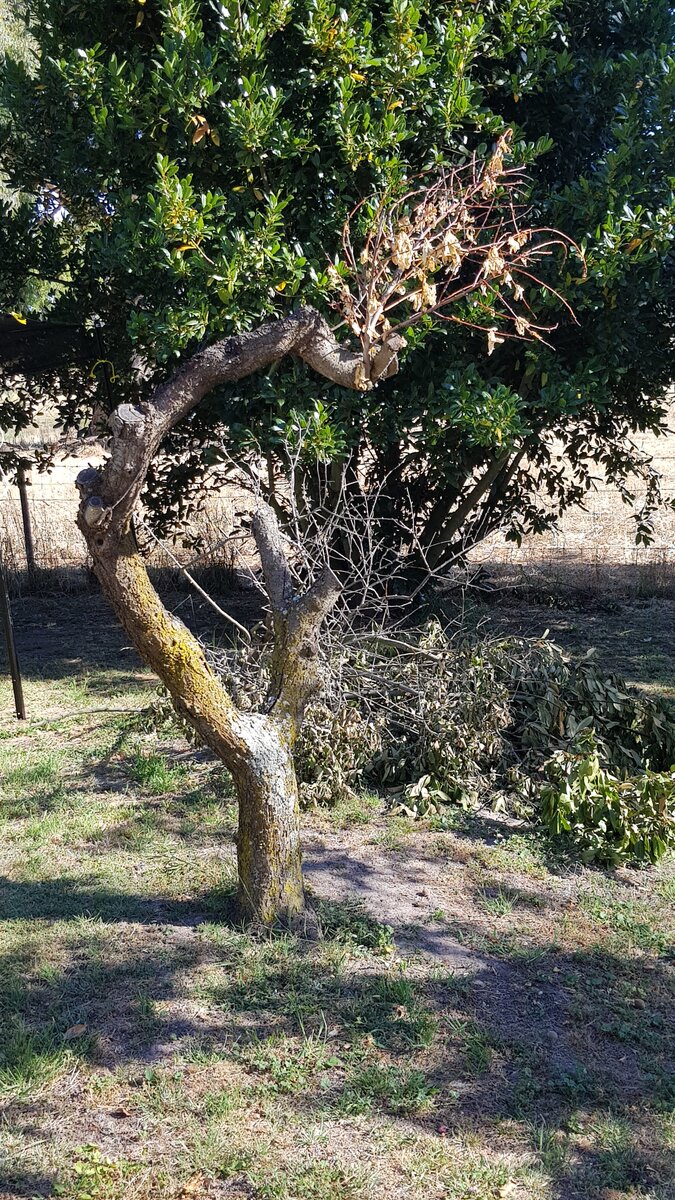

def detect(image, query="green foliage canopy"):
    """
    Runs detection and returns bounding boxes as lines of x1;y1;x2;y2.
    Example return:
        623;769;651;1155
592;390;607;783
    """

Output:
1;0;673;558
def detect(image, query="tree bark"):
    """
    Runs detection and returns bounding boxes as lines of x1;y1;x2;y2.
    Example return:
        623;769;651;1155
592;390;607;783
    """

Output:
76;307;400;925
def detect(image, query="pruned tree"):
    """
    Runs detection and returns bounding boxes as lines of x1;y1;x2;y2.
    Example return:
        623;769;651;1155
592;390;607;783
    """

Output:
75;311;394;926
75;154;573;925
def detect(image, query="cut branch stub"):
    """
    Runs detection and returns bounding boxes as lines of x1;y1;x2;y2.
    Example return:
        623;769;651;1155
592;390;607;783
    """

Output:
252;500;341;737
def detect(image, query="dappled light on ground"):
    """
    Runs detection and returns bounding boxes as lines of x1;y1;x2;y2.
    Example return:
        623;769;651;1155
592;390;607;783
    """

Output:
0;599;673;1199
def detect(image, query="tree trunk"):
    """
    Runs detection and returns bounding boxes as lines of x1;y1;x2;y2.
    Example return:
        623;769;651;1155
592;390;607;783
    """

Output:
75;308;403;926
235;717;305;924
89;530;306;924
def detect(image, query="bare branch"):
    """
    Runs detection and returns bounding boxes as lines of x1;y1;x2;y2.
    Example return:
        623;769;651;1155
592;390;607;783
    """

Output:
251;501;295;615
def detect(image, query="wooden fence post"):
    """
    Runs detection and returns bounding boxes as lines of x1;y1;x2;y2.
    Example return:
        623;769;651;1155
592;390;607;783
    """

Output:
0;557;26;719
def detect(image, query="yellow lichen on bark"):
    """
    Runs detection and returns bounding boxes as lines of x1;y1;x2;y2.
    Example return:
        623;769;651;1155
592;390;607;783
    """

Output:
87;536;306;925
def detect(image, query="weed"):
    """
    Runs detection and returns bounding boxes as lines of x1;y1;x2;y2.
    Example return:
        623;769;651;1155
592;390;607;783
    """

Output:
129;750;188;794
656;875;675;903
530;1120;569;1175
240;1033;341;1095
471;831;551;877
135;991;158;1026
343;974;438;1050
401;1139;517;1198
328;789;381;828
477;885;516;917
339;1063;437;1115
370;815;416;850
586;1113;640;1190
215;1146;255;1178
447;1018;494;1073
254;1162;365;1200
203;1087;240;1117
181;1037;232;1066
54;1145;138;1199
316;898;395;955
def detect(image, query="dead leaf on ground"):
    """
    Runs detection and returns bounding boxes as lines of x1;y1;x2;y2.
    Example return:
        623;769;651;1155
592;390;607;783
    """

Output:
63;1023;87;1041
177;1173;208;1198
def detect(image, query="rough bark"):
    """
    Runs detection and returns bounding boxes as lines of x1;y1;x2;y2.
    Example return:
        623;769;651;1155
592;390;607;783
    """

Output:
76;307;400;925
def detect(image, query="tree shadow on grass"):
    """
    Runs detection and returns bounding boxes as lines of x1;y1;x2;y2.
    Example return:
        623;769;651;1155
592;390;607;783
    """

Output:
0;874;212;925
0;871;673;1200
3;588;259;689
0;1169;58;1199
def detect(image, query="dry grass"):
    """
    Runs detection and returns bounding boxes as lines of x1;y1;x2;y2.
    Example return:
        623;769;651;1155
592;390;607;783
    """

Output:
0;601;673;1200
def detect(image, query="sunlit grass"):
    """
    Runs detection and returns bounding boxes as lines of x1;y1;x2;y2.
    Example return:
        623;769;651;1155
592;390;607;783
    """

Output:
0;665;672;1200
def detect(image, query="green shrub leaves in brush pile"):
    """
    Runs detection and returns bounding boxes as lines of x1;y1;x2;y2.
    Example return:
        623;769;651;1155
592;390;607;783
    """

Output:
293;626;675;865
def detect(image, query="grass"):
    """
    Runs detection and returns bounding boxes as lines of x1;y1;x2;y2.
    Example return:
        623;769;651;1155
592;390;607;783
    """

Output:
314;898;396;956
0;635;674;1200
128;750;188;795
476;884;516;917
338;1063;437;1116
578;888;673;955
0;1021;79;1102
0;748;66;817
446;1017;494;1073
323;788;382;828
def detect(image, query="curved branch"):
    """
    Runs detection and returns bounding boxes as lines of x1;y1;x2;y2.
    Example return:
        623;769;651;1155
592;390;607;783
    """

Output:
81;307;402;540
76;307;356;749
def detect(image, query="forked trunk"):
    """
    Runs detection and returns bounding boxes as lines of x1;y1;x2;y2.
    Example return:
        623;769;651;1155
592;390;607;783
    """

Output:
74;310;395;925
90;534;305;924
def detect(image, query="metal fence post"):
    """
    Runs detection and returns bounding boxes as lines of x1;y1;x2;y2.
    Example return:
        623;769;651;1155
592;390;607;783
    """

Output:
17;457;36;576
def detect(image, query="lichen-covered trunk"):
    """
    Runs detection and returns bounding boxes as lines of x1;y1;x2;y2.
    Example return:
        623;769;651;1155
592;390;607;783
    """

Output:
89;534;305;924
235;719;305;924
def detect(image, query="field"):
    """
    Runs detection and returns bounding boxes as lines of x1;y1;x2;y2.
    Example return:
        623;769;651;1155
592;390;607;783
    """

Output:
0;589;673;1200
0;402;674;1200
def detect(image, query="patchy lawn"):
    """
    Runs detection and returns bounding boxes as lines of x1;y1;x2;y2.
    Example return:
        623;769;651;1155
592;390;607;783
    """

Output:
0;595;673;1200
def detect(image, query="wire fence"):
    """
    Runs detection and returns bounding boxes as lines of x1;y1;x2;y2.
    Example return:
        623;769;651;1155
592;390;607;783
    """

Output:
1;434;674;596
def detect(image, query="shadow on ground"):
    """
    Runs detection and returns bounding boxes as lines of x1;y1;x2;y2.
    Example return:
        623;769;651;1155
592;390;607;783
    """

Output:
1;862;673;1200
1;585;262;689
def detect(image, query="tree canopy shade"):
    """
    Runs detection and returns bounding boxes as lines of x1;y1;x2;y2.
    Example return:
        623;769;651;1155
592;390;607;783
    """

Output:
1;0;674;563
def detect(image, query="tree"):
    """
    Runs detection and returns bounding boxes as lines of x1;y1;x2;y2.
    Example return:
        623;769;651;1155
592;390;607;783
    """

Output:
75;311;356;926
1;0;673;558
74;143;570;923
